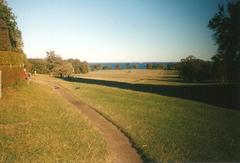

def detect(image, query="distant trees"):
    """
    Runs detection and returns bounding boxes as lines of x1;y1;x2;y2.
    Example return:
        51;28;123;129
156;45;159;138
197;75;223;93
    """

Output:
92;64;102;71
126;63;131;69
115;64;121;70
28;51;89;77
0;0;23;52
146;63;153;69
208;0;240;81
67;59;88;74
133;63;138;69
102;65;111;70
28;59;48;74
179;56;212;82
156;64;164;70
52;62;74;77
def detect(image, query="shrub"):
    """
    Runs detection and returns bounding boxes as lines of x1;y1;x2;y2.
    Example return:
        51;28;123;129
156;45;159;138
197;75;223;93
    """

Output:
0;51;26;65
28;58;48;74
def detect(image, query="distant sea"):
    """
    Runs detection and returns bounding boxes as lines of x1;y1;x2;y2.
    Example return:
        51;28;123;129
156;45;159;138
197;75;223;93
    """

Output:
89;62;177;69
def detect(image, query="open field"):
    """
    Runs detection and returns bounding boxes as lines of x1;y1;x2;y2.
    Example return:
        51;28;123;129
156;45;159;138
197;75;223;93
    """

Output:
0;83;107;162
76;69;180;85
35;72;240;162
74;70;240;109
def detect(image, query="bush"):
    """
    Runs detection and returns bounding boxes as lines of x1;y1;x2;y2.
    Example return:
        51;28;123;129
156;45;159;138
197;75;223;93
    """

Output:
0;51;26;65
179;56;212;82
28;58;48;74
52;62;74;78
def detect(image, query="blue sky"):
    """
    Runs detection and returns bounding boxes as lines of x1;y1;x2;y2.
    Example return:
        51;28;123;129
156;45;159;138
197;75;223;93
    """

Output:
8;0;230;62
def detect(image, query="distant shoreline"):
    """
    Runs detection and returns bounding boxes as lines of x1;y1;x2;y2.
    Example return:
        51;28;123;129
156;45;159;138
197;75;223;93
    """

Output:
89;62;178;69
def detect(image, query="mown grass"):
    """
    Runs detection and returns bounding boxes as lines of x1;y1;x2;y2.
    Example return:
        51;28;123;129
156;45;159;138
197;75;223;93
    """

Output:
76;69;180;85
43;75;240;162
0;83;107;162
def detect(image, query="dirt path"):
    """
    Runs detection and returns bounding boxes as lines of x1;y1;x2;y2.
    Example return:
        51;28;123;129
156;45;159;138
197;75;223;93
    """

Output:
33;79;142;163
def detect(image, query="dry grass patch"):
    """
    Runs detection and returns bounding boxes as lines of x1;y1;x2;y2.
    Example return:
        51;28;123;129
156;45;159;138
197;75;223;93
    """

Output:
0;83;107;163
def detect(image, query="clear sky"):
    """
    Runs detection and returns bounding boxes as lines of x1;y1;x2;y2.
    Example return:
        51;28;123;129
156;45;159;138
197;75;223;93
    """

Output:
8;0;230;62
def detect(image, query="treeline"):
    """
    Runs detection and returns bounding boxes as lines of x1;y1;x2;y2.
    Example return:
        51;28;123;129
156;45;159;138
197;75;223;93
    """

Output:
90;63;177;71
28;51;89;77
179;1;240;82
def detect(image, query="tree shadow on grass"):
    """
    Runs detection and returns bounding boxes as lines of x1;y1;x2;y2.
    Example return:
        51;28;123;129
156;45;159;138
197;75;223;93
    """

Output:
62;77;240;110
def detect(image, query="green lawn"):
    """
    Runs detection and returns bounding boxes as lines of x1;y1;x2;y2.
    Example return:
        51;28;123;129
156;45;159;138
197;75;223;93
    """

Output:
0;83;107;162
49;76;240;162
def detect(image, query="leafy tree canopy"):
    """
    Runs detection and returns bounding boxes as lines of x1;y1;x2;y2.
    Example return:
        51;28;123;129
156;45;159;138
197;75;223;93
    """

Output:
0;0;23;52
208;0;240;80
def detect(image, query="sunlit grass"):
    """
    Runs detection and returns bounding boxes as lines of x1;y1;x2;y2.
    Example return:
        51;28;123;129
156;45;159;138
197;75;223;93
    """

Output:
75;69;180;85
43;74;240;162
0;83;107;162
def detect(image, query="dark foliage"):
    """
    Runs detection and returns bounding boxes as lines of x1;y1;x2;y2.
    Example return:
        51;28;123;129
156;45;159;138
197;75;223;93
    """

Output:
208;0;240;81
146;63;153;69
0;0;23;52
126;63;131;69
28;58;48;74
92;64;102;71
133;63;138;69
115;64;120;70
179;56;212;82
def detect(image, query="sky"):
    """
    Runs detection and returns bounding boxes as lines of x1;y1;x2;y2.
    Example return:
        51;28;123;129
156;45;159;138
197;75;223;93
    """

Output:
8;0;230;62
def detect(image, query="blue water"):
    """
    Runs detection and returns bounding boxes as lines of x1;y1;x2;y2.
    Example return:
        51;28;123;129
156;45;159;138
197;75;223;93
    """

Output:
89;62;177;69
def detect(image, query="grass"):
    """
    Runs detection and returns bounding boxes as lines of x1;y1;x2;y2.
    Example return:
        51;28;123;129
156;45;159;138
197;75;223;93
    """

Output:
39;71;240;162
0;83;107;162
76;69;180;85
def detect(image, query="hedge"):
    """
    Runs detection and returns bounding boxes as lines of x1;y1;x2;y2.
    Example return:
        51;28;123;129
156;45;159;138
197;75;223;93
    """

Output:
0;51;27;88
0;51;27;65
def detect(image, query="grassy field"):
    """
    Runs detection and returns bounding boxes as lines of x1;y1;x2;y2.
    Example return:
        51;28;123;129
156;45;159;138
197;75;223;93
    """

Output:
39;70;240;162
0;83;107;162
76;69;180;85
73;70;240;109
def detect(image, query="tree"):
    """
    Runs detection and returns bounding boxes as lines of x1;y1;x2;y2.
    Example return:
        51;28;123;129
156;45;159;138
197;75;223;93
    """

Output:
115;64;120;70
133;63;138;69
102;65;111;70
156;64;164;70
126;63;131;69
208;1;240;81
0;0;23;52
146;63;153;69
79;61;88;73
53;62;74;77
67;59;89;74
179;55;212;82
28;58;48;74
92;64;102;71
46;51;63;73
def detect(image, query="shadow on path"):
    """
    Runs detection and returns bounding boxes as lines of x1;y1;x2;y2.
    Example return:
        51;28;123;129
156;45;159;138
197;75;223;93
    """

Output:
62;77;240;110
